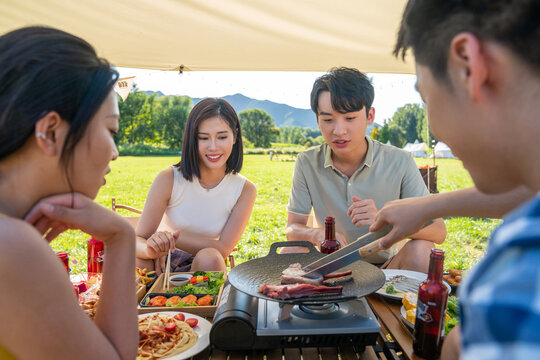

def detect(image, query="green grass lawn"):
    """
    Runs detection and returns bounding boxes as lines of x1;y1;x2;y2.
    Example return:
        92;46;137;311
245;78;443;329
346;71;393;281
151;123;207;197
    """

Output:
52;155;498;273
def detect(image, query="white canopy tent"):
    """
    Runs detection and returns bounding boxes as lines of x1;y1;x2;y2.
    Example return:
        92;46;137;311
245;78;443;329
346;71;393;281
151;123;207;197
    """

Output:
403;140;428;158
434;142;456;159
0;0;414;73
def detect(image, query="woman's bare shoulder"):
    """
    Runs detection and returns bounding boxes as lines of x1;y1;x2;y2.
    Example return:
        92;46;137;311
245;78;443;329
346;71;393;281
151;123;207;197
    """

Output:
152;166;176;187
0;217;51;270
242;178;257;196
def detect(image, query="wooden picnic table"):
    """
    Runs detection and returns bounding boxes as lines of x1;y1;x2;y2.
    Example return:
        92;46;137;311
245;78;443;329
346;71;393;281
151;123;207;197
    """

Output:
191;345;384;359
366;294;430;360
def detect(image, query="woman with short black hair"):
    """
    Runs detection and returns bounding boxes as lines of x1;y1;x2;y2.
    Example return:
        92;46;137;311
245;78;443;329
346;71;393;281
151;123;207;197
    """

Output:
135;98;256;274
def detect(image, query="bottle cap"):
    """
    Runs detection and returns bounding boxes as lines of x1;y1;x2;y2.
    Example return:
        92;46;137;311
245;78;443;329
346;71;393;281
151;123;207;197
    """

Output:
431;248;445;256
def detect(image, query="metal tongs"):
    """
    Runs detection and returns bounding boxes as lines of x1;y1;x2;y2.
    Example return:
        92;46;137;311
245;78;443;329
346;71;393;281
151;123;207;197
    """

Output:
302;220;434;278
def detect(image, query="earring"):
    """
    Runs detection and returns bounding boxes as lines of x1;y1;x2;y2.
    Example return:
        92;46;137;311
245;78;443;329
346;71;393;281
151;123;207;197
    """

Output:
36;132;47;140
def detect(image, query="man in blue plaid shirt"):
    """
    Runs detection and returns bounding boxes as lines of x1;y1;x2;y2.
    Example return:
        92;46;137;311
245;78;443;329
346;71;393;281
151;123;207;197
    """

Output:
374;0;540;358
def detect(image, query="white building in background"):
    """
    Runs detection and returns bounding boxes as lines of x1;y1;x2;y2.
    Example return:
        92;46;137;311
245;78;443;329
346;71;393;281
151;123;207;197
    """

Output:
434;141;456;158
403;139;428;158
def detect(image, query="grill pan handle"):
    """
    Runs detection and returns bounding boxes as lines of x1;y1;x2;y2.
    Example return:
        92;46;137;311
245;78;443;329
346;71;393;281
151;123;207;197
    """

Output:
267;241;319;257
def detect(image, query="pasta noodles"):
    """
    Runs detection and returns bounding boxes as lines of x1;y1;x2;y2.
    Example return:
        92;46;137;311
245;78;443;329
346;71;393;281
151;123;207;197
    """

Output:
138;313;198;359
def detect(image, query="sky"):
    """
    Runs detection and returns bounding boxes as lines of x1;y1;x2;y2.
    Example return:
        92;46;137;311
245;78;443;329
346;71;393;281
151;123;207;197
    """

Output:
117;68;423;126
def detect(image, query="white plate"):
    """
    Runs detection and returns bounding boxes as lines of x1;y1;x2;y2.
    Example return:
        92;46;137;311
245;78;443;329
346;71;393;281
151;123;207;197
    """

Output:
400;305;414;328
138;311;211;360
376;269;451;300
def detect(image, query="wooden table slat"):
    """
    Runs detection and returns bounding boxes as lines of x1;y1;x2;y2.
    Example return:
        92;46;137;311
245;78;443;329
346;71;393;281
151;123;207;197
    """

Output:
283;348;301;359
191;346;212;360
265;348;284;360
245;350;266;360
367;295;415;360
207;348;227;360
318;347;339;360
336;345;359;360
359;345;379;360
300;347;320;360
229;350;247;360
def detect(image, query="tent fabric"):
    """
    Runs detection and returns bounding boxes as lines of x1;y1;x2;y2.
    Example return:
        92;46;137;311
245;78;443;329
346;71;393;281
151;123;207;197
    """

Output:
403;141;428;157
434;142;455;159
0;0;414;73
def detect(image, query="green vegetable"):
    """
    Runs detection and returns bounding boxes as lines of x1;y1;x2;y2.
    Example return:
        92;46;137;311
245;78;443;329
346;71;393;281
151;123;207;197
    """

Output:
447;295;459;317
168;271;224;295
445;296;460;335
385;285;399;294
445;316;458;335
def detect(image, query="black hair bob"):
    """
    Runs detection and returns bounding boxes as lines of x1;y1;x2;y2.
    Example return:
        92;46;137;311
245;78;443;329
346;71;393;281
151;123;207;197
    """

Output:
175;98;243;181
0;26;118;165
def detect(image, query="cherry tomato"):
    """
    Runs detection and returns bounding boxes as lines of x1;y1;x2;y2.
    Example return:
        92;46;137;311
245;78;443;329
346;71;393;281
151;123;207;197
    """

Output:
174;313;185;322
165;322;177;332
185;318;198;328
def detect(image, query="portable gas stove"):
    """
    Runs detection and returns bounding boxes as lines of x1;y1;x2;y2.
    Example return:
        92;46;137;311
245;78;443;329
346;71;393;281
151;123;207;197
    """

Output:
210;283;380;351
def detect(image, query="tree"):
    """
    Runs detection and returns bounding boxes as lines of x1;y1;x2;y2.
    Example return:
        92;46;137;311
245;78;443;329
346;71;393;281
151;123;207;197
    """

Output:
417;112;437;145
392;104;425;143
153;95;191;150
239;109;279;147
276;126;322;145
374;121;407;147
116;86;155;144
370;126;379;140
387;122;407;147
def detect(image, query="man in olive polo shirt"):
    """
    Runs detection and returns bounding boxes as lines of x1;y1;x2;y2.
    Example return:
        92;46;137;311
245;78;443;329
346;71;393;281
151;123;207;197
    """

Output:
285;67;446;272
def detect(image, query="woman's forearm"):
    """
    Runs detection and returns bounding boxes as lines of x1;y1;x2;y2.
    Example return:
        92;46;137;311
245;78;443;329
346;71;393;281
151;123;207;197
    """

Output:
135;235;152;259
94;225;138;360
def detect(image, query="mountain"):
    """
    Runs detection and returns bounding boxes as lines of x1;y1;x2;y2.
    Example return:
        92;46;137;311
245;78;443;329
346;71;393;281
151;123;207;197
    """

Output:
145;90;165;98
192;94;316;128
146;91;381;134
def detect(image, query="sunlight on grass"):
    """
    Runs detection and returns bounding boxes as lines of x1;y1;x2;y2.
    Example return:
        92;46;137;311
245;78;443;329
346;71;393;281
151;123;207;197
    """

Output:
54;155;497;273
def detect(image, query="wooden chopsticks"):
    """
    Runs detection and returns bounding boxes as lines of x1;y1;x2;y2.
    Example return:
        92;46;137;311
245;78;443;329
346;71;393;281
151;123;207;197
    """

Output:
164;249;171;291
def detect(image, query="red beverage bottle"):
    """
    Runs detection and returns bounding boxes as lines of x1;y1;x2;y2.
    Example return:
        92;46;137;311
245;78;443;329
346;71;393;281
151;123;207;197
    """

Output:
320;217;341;254
87;236;104;274
413;248;449;359
56;251;70;273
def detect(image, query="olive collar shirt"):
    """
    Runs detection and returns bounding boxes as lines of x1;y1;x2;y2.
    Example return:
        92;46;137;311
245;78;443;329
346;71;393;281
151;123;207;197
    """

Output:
287;137;429;263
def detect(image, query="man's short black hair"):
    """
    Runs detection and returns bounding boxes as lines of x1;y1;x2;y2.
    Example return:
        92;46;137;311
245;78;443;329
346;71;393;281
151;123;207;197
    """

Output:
394;0;540;80
310;67;374;117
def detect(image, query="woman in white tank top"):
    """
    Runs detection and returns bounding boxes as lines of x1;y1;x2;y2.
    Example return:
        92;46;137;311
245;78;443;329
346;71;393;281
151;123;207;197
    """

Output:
135;98;257;274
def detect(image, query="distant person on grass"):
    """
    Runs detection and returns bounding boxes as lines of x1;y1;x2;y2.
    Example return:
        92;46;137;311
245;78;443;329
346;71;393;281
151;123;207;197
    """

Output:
284;67;446;272
0;26;137;359
390;0;540;358
135;98;256;275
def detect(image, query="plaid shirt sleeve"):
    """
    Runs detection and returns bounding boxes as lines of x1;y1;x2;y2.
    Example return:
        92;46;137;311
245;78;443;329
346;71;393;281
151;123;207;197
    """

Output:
459;193;540;360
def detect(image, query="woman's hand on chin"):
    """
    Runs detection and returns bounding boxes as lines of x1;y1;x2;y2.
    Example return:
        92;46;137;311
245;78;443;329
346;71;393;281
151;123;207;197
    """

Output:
23;192;133;243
